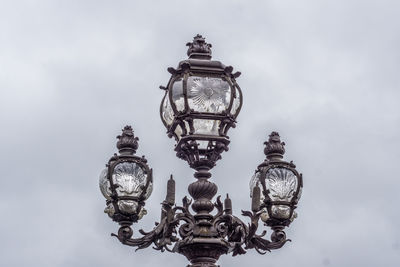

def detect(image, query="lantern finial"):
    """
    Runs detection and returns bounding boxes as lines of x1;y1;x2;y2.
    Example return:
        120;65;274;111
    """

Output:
264;131;285;159
186;34;212;59
117;125;139;155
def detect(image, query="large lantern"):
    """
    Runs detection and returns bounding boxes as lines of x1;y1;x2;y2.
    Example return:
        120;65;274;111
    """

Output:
99;126;153;224
160;34;243;170
250;132;303;228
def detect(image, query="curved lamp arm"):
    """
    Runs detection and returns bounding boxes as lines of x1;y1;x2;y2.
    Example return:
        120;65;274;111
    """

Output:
111;184;290;257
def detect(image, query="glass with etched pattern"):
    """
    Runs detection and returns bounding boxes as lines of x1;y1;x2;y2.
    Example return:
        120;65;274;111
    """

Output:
112;162;148;198
187;76;231;113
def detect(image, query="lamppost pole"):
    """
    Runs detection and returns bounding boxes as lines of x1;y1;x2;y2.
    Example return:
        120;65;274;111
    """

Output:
99;35;303;267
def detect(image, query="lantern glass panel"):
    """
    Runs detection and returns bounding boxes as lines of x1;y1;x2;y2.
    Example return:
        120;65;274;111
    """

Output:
144;181;153;200
99;168;112;200
187;76;231;113
174;124;183;140
271;205;291;219
173;121;191;140
193;119;220;135
118;200;138;214
112;162;148;198
296;185;302;202
171;78;185;112
230;85;241;116
161;94;174;126
104;203;115;217
265;168;297;202
249;171;265;202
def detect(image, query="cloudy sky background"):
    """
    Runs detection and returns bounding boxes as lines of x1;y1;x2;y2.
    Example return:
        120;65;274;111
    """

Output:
1;0;399;266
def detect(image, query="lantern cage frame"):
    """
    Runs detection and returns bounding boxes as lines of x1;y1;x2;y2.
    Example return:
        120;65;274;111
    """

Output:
103;126;153;225
251;132;303;228
159;34;243;170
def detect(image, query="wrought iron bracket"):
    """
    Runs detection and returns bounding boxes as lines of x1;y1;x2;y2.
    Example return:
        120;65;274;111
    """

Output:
111;175;290;264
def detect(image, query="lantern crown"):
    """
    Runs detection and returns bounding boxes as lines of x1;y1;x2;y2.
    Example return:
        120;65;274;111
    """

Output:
186;34;212;59
117;125;139;155
264;131;285;160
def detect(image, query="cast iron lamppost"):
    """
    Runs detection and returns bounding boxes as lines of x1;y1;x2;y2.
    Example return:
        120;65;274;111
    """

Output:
99;34;303;267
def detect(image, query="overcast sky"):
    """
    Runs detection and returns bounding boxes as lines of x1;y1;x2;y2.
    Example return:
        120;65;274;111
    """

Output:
1;0;399;267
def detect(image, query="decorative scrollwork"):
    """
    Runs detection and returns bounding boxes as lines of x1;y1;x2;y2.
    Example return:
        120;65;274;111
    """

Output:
109;169;292;267
112;197;195;252
208;196;290;257
241;210;290;254
112;189;290;258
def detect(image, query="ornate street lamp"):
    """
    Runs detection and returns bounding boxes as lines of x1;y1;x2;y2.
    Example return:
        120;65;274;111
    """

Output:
99;35;303;267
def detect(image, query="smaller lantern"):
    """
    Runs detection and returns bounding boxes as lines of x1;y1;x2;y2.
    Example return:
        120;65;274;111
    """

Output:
160;34;243;170
250;132;303;227
99;126;153;224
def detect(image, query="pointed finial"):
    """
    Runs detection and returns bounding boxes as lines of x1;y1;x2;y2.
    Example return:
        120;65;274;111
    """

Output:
186;34;212;59
116;125;139;155
264;131;285;160
251;184;261;212
166;175;175;205
224;194;232;215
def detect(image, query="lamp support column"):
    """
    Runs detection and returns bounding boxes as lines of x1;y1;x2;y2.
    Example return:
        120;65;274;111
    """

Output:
178;166;228;267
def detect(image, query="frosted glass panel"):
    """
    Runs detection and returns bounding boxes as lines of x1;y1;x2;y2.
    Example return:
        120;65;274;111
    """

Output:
118;200;138;214
193;119;220;135
174;124;183;140
161;94;174;126
174;122;191;140
112;162;147;197
171;78;185;111
271;205;291;219
265;168;297;202
187;76;230;113
296;185;302;202
99;168;112;200
230;86;241;116
145;181;153;200
249;171;265;202
104;203;115;217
